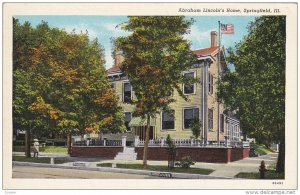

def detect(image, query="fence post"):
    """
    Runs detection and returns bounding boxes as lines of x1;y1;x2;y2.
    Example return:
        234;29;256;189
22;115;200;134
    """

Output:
160;137;165;147
134;136;140;147
122;136;127;149
50;157;55;164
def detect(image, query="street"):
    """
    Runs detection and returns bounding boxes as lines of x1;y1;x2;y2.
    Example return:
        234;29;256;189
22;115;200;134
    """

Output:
12;152;279;178
12;166;162;179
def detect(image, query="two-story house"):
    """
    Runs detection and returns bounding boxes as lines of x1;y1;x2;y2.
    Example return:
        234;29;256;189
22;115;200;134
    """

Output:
103;31;241;145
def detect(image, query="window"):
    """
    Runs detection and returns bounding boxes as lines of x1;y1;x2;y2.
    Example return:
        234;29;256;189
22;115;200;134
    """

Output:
208;108;213;130
124;112;132;132
123;82;132;103
220;114;224;132
183;72;195;94
110;83;116;89
183;108;199;129
208;73;213;94
162;111;175;130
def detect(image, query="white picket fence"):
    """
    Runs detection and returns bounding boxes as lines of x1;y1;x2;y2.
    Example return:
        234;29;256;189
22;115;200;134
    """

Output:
137;138;250;148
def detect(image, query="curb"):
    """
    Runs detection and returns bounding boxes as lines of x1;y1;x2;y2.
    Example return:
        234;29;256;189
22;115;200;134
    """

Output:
12;161;235;179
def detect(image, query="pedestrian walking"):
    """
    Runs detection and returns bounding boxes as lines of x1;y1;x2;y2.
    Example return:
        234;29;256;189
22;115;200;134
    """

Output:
33;139;39;157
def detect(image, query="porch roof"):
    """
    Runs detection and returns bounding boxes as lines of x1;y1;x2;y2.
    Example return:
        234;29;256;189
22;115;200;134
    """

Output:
129;117;155;127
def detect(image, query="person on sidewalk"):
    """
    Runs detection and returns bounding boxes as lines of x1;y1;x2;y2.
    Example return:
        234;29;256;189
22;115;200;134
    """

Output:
33;139;39;157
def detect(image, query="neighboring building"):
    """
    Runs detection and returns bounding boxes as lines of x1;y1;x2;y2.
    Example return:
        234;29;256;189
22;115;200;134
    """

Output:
104;31;241;144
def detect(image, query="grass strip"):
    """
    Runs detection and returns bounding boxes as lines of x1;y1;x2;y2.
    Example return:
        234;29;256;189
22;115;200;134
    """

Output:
235;170;284;179
97;163;113;167
12;156;73;164
97;163;214;175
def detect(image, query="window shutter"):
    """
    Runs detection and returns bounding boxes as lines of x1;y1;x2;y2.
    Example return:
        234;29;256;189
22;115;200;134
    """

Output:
211;76;213;94
208;73;211;93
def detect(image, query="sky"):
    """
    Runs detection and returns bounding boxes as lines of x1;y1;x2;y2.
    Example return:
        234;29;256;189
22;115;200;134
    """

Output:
15;15;256;69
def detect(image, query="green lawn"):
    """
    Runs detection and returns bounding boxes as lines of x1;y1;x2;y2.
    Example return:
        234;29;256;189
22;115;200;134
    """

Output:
13;146;68;153
251;143;274;155
235;170;284;179
39;146;68;153
12;156;72;164
97;163;214;175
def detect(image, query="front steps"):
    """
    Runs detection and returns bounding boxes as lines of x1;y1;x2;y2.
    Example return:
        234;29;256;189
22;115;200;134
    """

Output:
114;147;137;161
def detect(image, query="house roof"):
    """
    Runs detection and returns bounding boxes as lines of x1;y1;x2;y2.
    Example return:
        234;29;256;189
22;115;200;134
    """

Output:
107;65;121;74
193;46;220;57
106;46;222;73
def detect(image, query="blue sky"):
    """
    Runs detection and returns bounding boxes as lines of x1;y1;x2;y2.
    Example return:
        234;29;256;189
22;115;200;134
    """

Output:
15;15;256;69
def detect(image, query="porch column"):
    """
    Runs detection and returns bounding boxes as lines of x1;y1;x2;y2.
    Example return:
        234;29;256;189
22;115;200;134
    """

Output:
134;136;140;147
225;135;228;147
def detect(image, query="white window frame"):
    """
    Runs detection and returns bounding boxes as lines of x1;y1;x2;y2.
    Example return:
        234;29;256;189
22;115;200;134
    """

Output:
182;107;200;130
123;81;132;103
160;110;176;131
183;71;196;95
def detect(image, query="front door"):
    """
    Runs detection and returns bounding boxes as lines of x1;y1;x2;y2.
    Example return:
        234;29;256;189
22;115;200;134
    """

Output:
135;126;154;140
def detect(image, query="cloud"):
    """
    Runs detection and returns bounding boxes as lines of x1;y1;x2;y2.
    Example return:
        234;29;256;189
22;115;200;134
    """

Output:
63;23;98;40
99;22;130;68
184;26;216;49
101;22;129;37
105;45;114;69
102;23;119;31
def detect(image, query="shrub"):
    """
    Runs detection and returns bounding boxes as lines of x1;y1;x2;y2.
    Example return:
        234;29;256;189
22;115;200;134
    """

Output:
191;118;202;140
166;134;177;169
176;156;195;168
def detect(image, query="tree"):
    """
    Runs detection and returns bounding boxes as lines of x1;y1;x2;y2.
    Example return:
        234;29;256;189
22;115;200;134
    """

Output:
13;69;54;157
13;19;125;156
217;16;285;173
13;19;57;157
116;16;197;166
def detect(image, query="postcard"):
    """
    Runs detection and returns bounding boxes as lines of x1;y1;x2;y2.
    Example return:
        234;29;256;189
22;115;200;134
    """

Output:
2;2;298;192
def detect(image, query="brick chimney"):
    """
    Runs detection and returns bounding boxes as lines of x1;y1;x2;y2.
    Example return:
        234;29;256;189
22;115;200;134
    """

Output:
211;31;218;47
114;51;124;67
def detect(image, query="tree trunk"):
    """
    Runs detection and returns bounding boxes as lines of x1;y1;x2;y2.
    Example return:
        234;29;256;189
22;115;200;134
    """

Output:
67;133;72;155
142;114;151;166
276;124;285;173
25;130;31;158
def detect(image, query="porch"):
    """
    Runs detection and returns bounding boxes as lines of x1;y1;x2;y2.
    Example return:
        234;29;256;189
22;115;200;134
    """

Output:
70;136;250;163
